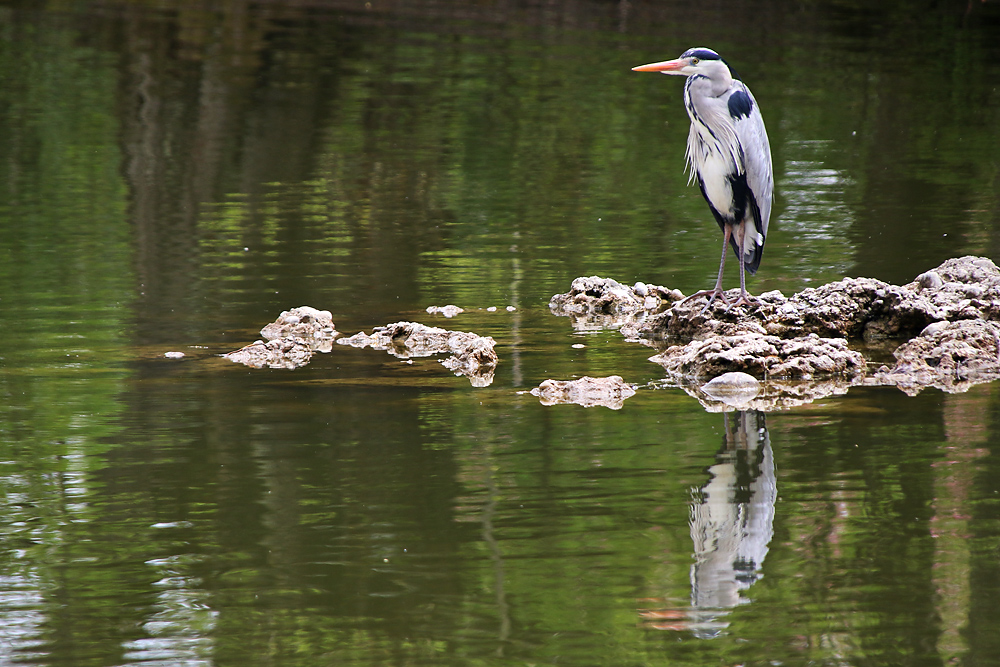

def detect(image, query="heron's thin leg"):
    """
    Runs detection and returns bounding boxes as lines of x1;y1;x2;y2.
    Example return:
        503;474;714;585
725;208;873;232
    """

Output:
680;227;732;311
739;255;746;296
710;229;729;293
726;235;758;310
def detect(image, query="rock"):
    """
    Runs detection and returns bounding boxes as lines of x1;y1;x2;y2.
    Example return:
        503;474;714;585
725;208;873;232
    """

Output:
700;372;761;409
440;336;499;387
915;270;943;291
426;305;464;318
549;276;681;331
631;256;1000;343
338;321;498;386
164;351;185;359
226;306;338;369
529;375;637;410
260;306;337;348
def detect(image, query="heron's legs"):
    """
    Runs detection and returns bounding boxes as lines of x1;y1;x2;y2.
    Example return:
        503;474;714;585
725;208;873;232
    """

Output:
680;227;732;311
679;224;757;312
727;252;757;309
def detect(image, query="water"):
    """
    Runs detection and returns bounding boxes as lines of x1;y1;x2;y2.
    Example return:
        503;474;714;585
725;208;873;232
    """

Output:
1;1;1000;665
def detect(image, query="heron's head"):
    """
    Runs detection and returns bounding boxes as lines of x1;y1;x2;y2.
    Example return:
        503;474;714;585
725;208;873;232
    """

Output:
632;47;732;80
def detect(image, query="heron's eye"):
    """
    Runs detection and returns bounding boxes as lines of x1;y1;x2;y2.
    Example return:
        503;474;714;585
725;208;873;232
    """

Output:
691;58;700;65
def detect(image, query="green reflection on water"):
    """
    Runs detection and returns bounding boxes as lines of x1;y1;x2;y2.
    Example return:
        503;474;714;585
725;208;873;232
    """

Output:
0;14;131;448
0;2;999;667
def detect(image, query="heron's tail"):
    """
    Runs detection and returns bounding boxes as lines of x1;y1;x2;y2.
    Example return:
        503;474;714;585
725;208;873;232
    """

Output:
743;237;765;275
738;196;767;275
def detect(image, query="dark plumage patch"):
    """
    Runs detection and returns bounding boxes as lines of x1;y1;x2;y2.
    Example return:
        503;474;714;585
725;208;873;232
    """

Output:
682;47;720;61
728;90;753;120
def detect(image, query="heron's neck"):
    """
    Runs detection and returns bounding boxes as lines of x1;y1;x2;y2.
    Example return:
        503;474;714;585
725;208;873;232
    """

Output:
687;72;733;98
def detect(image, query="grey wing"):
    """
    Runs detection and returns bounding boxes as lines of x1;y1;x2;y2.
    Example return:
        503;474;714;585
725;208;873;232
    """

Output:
731;84;773;241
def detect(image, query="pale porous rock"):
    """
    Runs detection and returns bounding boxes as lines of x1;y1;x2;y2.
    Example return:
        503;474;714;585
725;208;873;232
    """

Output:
549;276;682;331
529;375;637;410
225;306;338;369
260;306;337;345
337;321;498;386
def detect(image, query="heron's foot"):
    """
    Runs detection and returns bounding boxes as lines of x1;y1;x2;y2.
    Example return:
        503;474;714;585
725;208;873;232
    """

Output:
725;292;758;311
679;289;758;314
679;288;730;314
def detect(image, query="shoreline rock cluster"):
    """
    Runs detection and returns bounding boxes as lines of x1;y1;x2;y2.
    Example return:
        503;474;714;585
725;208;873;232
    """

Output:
549;256;1000;403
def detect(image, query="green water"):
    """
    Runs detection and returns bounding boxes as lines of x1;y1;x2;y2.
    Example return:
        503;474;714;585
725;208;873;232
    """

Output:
1;1;1000;665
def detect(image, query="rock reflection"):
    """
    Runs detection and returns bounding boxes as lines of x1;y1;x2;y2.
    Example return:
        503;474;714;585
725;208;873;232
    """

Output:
642;410;776;637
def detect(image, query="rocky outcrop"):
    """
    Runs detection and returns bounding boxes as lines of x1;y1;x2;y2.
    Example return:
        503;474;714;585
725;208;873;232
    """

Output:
259;306;337;342
550;256;1000;398
224;336;319;370
224;306;338;369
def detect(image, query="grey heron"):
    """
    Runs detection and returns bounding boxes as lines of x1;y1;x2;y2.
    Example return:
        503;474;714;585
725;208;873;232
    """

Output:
633;47;773;309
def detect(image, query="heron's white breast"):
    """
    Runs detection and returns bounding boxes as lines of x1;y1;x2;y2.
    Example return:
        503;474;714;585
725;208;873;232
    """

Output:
697;150;735;218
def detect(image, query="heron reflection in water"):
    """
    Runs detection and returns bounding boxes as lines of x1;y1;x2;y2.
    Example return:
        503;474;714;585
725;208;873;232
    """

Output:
641;410;776;637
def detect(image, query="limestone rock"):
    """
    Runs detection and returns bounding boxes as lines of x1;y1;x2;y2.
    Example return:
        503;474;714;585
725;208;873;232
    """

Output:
338;321;498;386
529;375;637;410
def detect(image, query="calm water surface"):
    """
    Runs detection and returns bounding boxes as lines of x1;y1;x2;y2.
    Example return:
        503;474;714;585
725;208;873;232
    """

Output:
2;1;1000;665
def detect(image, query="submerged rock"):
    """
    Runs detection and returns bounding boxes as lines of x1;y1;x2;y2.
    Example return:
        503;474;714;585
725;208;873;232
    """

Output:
338;321;498;386
674;376;857;412
869;319;1000;395
224;336;317;370
529;375;637;410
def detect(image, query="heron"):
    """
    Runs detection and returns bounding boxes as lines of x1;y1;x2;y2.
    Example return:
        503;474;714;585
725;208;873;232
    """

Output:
633;47;773;309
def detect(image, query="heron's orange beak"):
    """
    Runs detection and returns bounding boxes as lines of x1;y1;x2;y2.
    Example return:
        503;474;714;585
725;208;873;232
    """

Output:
631;58;686;73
